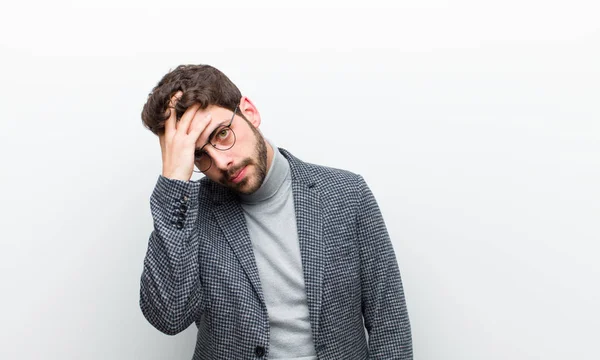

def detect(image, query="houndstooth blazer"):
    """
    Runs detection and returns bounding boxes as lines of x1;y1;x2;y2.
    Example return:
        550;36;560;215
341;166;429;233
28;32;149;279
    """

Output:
139;148;412;359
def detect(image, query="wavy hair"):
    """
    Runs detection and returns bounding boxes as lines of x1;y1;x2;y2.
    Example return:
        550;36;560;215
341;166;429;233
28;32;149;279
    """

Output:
141;64;242;135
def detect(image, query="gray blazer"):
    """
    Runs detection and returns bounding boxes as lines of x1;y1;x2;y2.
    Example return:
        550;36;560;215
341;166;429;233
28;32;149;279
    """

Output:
140;148;412;359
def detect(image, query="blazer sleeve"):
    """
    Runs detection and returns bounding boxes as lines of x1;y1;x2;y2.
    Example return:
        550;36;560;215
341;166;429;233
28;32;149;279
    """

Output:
139;175;205;335
356;175;413;359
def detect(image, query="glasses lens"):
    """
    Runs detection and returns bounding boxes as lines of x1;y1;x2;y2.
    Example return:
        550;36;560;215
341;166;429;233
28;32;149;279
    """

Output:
211;126;236;150
197;155;211;172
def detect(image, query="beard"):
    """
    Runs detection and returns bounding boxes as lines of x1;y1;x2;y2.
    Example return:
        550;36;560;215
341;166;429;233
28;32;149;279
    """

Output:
218;125;268;195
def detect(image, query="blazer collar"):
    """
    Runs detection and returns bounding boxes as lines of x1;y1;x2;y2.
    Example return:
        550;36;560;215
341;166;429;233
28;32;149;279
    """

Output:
279;147;316;188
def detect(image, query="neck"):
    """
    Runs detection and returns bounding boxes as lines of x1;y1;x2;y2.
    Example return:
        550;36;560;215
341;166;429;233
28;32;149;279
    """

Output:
238;138;290;204
264;136;275;175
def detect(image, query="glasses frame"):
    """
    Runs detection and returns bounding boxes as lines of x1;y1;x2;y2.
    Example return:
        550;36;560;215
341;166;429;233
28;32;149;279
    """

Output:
193;105;238;173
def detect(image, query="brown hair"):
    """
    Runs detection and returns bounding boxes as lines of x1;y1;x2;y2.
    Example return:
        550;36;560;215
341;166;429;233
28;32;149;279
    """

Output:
141;64;242;135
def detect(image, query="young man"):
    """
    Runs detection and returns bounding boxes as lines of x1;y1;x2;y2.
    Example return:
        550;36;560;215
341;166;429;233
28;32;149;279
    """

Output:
139;64;412;360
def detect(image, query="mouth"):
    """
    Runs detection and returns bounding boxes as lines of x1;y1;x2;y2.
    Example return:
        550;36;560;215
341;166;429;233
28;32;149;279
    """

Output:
229;166;247;184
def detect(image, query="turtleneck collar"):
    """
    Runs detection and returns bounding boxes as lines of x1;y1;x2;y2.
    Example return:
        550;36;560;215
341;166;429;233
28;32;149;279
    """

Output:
238;139;290;204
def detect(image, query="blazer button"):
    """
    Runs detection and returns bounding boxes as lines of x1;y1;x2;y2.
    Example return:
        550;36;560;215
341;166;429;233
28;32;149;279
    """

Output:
175;220;184;229
254;346;265;357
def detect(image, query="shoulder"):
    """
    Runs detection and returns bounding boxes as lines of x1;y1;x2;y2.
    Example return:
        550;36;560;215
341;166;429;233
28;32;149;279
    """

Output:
307;161;362;188
280;148;369;200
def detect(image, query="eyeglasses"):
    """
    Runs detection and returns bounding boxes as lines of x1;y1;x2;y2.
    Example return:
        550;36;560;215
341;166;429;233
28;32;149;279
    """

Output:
193;105;238;173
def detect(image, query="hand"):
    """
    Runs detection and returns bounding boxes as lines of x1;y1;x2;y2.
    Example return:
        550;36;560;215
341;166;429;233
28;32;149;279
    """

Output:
158;92;213;181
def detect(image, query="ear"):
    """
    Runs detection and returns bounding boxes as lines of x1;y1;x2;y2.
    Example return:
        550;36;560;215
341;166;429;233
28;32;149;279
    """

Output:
238;96;261;128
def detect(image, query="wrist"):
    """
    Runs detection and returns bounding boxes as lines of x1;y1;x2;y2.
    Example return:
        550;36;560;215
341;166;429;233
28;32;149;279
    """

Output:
162;170;190;182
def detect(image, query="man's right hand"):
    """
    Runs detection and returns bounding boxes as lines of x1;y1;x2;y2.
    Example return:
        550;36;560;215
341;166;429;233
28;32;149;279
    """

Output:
158;92;213;181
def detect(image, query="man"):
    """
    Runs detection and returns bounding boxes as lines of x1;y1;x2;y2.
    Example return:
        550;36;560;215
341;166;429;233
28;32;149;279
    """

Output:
139;64;412;360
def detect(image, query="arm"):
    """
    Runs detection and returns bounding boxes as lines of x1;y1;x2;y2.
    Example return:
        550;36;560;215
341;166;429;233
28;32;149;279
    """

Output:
139;175;204;335
140;91;217;334
356;175;413;359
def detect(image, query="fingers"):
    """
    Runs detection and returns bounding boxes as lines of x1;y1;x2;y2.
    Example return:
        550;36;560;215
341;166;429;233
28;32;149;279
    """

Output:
164;91;182;135
162;91;213;148
176;103;201;136
188;112;213;143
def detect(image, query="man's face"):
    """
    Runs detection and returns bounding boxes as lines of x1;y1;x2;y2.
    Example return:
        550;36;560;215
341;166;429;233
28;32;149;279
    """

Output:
194;102;269;195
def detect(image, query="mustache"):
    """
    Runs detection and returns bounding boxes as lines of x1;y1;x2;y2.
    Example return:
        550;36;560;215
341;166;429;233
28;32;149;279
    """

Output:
220;158;253;182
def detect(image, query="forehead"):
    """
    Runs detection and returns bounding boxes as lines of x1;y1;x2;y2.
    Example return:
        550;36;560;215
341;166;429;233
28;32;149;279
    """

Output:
171;104;232;127
193;106;236;147
181;104;229;118
205;105;235;126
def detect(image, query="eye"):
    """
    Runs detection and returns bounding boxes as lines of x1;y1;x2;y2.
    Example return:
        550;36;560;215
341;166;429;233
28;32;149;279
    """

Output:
216;127;231;140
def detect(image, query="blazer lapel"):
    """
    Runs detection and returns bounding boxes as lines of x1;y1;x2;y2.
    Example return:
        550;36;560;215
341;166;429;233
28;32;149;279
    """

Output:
212;199;266;307
283;149;325;344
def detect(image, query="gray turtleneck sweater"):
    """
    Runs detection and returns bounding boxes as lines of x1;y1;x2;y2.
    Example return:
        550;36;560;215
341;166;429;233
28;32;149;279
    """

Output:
238;141;317;360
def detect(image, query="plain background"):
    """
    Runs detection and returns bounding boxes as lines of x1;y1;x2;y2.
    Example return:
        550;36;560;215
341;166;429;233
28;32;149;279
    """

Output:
1;0;598;359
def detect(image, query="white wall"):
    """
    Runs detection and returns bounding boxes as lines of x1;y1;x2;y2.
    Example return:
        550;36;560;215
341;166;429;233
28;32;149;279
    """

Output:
1;1;598;359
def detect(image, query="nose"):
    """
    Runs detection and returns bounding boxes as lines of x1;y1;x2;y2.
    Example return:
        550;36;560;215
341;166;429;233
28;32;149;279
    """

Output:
206;147;233;171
